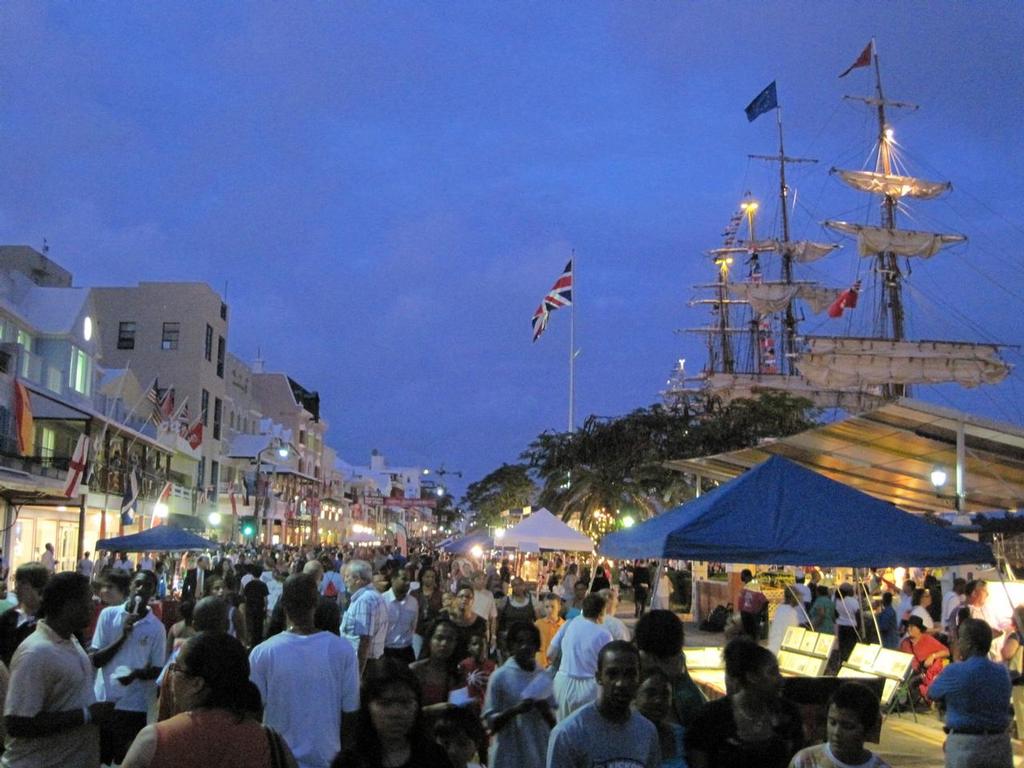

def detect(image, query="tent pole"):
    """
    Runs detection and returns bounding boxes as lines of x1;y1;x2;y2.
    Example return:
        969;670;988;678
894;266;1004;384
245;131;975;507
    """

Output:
857;573;878;644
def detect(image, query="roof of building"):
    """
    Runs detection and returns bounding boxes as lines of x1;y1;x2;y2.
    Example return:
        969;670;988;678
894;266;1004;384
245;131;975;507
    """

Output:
666;398;1024;513
0;271;90;335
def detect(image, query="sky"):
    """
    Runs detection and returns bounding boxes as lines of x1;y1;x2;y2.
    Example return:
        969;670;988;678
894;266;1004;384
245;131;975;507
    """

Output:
1;3;1022;500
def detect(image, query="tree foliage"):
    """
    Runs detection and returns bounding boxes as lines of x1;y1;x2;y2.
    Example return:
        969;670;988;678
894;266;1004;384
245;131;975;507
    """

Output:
461;463;537;528
521;393;818;535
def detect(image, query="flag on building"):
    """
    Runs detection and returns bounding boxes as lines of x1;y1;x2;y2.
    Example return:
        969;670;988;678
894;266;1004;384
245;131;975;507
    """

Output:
63;434;90;498
151;481;172;528
185;414;203;449
121;466;140;525
531;259;573;342
13;381;34;456
159;388;175;421
828;281;862;318
745;81;778;122
229;481;239;517
839;41;874;78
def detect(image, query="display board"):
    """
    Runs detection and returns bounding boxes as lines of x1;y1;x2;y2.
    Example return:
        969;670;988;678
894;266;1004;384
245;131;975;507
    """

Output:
837;643;914;707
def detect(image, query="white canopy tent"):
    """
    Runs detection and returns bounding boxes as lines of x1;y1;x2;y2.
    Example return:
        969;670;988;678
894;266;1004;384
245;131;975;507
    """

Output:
499;508;594;553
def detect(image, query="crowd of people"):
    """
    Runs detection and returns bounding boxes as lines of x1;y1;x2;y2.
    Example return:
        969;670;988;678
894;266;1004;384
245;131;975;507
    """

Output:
0;546;1020;768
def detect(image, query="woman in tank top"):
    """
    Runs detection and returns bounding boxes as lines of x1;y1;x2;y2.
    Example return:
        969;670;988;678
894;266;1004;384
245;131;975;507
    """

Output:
120;631;296;768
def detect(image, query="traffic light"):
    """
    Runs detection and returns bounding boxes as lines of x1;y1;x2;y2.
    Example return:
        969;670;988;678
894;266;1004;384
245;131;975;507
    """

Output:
242;524;254;537
240;516;256;538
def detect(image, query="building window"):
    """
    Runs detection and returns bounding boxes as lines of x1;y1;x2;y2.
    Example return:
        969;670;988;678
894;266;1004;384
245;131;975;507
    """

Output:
161;322;180;350
201;389;209;426
213;398;222;440
210;461;220;500
40;427;56;458
204;324;213;362
216;337;225;378
117;322;136;350
69;346;91;395
16;329;32;352
220;302;228;320
197;457;205;490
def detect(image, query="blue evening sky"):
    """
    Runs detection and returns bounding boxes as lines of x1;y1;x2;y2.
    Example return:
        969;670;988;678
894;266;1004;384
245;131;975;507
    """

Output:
1;3;1022;497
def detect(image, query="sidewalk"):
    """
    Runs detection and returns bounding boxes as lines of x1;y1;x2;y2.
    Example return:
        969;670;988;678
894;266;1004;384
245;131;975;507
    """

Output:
618;602;1024;768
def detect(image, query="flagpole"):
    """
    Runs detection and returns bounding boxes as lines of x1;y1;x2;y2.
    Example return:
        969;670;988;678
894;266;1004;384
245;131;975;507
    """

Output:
569;249;576;434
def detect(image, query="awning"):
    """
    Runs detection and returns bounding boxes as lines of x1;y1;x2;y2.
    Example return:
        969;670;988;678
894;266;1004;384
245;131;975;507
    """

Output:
666;398;1024;513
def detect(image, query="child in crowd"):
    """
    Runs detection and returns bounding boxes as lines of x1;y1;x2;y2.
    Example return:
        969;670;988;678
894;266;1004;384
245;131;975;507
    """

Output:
788;683;891;768
459;632;496;711
433;706;486;768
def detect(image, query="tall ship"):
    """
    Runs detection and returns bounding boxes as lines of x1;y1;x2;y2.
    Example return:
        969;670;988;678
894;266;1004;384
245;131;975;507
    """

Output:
665;43;1011;412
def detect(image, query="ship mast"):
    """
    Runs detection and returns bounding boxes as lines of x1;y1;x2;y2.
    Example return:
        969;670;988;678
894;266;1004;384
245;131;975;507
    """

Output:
749;109;817;375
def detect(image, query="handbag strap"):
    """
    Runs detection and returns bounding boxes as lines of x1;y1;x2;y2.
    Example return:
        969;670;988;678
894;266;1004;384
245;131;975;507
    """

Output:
264;726;288;768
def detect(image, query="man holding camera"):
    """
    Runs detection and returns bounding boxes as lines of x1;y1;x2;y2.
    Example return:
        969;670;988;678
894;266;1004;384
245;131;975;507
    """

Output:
89;570;166;765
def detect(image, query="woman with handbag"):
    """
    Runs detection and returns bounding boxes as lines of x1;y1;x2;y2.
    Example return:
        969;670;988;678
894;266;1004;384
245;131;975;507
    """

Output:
121;631;297;768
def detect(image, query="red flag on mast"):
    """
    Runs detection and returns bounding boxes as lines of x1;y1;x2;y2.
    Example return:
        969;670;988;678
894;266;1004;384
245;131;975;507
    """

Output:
839;41;874;78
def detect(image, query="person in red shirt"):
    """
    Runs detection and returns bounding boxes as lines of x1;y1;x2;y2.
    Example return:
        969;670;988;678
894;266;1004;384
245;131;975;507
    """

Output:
738;570;768;641
900;615;950;705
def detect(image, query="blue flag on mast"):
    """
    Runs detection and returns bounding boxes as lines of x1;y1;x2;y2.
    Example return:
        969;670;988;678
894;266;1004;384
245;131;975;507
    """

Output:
744;81;778;122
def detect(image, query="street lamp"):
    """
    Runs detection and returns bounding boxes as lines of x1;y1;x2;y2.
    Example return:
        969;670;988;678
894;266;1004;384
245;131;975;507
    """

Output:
208;512;222;526
930;467;948;489
254;437;290;544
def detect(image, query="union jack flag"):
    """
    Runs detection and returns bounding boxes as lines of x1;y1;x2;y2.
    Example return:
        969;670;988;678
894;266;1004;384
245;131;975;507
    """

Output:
531;259;573;342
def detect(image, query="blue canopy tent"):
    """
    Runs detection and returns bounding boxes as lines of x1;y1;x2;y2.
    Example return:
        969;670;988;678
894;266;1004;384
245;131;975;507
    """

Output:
439;531;493;555
96;526;219;552
600;456;994;566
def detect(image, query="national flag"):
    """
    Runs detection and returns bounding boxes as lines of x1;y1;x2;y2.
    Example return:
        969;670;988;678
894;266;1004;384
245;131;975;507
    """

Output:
159;387;175;421
229;481;239;517
13;380;34;456
121;466;140;525
185;414;203;450
196;486;209;507
151;482;172;528
531;259;573;342
828;280;862;318
63;434;90;498
744;81;778;122
839;41;874;78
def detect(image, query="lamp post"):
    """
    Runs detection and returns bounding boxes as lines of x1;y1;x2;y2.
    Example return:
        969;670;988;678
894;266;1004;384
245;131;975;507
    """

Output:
254;438;290;545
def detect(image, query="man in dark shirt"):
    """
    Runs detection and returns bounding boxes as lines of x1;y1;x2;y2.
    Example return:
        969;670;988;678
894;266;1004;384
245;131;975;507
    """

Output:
0;562;48;666
632;561;651;618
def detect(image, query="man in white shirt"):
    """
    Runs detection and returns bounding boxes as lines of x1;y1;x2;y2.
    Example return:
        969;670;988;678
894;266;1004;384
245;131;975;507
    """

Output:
76;552;94;581
340;559;387;673
89;570;165;766
597;588;631;642
250;573;360;768
382;569;418;664
472;571;498;650
4;572;114;768
943;577;966;634
113;553;134;573
40;543;56;574
138;553;155;572
547;593;613;721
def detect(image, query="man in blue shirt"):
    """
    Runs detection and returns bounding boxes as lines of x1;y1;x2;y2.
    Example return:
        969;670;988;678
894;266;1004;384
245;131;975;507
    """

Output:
928;617;1012;767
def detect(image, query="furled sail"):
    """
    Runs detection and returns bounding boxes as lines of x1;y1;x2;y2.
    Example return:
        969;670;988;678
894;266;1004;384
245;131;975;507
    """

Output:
777;240;840;263
704;372;884;411
798;337;1010;389
831;168;951;200
825;221;966;258
729;282;840;315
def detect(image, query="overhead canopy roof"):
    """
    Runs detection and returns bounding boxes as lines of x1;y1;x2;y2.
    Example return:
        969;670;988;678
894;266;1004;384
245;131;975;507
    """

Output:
667;398;1024;514
499;508;594;552
600;456;993;566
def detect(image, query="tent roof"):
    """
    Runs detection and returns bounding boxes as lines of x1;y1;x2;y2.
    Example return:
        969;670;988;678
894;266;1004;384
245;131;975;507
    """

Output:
500;508;594;552
667;398;1024;514
440;531;492;554
599;455;994;566
96;526;219;552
